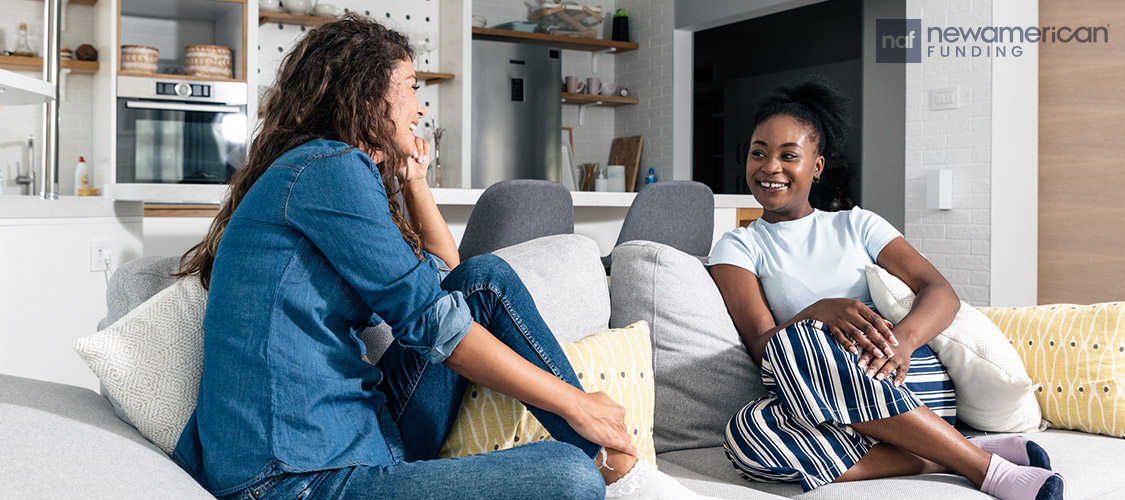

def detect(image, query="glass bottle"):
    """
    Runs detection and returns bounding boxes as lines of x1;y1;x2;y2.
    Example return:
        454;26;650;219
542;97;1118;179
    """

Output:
427;150;442;188
13;23;35;58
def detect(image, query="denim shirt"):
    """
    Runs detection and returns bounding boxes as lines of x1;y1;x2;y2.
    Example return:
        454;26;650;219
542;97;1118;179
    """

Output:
172;139;473;495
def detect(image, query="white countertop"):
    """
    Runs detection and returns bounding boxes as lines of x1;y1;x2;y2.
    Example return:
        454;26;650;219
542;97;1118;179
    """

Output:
104;183;762;209
0;195;144;219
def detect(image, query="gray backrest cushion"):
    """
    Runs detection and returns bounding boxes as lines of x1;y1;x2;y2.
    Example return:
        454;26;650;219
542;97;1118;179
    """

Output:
458;179;575;261
0;374;215;499
615;181;714;256
99;255;182;330
493;234;611;344
609;240;767;453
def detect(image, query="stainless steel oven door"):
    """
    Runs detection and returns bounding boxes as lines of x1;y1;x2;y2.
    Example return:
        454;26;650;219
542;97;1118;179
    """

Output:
116;99;247;184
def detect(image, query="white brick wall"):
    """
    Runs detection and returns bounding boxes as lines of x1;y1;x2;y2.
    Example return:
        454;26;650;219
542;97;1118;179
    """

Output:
0;2;96;196
905;0;992;305
614;0;674;189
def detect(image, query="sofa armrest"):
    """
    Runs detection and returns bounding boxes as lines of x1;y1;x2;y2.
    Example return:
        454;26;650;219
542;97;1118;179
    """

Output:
0;374;214;499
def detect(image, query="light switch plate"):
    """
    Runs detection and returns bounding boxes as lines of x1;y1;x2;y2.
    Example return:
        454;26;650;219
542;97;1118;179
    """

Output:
930;87;960;110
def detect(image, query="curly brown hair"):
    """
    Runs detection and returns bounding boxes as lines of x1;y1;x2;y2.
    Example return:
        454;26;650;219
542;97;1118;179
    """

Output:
176;14;423;288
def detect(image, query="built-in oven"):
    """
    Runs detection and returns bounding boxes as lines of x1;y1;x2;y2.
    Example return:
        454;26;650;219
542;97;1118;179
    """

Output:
116;75;247;184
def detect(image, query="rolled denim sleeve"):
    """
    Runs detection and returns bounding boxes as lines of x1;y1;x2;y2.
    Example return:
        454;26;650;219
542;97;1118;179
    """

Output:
284;149;471;363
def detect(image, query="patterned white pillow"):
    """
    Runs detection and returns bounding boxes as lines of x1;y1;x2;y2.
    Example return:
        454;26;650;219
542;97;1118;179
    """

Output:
865;264;1045;432
74;276;206;455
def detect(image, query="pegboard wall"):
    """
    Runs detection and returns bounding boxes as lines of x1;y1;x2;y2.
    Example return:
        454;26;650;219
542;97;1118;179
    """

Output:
258;1;442;138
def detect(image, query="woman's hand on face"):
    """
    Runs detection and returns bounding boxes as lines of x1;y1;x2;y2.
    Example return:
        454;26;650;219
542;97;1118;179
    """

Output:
805;298;898;361
566;391;640;457
397;136;431;183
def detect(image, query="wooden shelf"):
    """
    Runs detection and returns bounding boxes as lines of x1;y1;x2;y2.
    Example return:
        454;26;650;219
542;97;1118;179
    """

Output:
416;71;453;85
117;71;243;83
472;27;638;53
258;11;336;27
0;56;99;75
561;92;637;106
144;203;220;218
36;0;97;5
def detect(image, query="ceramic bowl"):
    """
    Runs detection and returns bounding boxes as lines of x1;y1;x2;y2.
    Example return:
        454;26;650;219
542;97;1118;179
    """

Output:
284;0;315;15
472;15;488;28
259;0;281;12
313;3;338;16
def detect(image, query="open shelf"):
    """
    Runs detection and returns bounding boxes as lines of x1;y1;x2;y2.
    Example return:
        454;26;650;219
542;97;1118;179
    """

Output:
0;56;99;75
561;92;637;106
471;27;637;53
416;71;453;85
117;71;243;82
258;11;336;27
36;0;97;5
0;67;55;105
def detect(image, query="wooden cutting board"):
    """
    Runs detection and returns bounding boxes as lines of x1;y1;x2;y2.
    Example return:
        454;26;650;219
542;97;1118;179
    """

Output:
609;136;643;192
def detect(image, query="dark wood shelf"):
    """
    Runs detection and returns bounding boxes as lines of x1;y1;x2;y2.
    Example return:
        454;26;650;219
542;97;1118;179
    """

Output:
472;27;638;53
0;56;99;75
561;92;637;106
258;11;335;27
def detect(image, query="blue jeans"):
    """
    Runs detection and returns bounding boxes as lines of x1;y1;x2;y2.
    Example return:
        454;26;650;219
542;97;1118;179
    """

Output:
218;255;603;500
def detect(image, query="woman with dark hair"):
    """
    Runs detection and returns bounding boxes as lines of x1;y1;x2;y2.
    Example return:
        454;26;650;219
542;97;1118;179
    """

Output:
171;15;711;500
708;78;1062;500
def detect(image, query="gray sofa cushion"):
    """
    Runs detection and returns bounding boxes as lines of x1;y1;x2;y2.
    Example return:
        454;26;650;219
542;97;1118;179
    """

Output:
0;374;214;499
98;255;181;330
493;234;611;344
609;240;768;453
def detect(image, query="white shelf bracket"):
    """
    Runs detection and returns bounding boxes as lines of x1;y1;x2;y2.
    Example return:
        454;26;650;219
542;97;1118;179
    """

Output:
590;47;616;73
60;67;71;101
577;101;602;126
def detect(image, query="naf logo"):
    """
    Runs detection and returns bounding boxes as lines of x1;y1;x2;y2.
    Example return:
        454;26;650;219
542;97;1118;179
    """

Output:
876;19;922;63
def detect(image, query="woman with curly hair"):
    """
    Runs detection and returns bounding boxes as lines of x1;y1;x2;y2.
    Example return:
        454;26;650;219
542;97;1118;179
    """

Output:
171;15;711;500
708;77;1062;500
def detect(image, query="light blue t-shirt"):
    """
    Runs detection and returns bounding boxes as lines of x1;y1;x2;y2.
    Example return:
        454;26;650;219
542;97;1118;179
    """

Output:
708;208;902;324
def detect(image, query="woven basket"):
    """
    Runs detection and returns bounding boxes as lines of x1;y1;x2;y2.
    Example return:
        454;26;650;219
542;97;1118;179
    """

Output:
121;45;158;73
185;45;233;79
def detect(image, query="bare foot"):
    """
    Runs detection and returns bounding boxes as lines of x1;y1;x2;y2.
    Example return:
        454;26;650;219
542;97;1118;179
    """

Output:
595;448;639;484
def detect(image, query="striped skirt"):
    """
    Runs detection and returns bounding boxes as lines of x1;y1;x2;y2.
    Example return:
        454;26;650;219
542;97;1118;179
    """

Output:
724;320;956;491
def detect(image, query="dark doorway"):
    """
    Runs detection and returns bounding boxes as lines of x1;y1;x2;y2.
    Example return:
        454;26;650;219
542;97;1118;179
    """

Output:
693;0;863;211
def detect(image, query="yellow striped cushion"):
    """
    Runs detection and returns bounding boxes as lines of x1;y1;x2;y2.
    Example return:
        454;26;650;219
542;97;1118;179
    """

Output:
439;321;656;463
978;302;1125;437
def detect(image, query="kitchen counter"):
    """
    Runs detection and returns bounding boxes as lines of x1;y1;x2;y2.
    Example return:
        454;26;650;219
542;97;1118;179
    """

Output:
103;184;761;209
0;196;144;220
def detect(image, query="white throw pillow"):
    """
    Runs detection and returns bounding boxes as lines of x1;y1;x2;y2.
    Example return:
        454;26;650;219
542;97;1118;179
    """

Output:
865;264;1045;432
74;276;207;454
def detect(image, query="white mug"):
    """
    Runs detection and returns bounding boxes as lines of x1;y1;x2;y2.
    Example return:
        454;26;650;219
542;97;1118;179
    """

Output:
606;165;625;192
564;76;586;94
600;82;618;96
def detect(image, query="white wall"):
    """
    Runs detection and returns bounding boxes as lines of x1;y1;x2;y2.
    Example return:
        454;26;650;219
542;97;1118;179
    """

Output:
614;0;675;189
0;213;144;390
0;1;97;196
988;0;1037;306
903;0;994;306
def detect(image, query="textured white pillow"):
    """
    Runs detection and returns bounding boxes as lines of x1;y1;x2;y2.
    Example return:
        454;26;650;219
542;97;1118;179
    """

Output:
865;264;1044;432
74;276;206;454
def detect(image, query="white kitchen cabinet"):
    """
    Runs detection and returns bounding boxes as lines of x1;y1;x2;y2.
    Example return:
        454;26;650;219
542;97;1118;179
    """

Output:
0;198;144;390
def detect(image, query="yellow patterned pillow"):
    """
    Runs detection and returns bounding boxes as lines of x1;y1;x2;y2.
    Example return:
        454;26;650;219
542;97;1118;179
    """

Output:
439;321;656;464
978;302;1125;437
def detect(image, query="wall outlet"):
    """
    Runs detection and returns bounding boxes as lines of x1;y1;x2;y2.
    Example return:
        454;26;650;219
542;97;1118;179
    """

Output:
930;87;960;110
90;239;111;272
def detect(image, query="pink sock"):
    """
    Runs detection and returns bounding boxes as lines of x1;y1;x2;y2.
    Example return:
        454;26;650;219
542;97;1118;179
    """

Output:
970;436;1052;470
981;455;1064;500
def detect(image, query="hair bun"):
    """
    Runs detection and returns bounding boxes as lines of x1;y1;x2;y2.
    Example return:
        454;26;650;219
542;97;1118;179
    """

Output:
752;76;852;159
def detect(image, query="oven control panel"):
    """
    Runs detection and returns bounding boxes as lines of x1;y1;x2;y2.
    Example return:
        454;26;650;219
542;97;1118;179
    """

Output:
155;81;211;98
